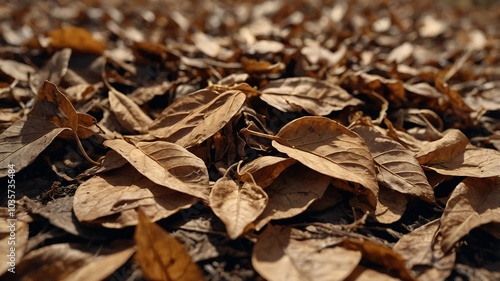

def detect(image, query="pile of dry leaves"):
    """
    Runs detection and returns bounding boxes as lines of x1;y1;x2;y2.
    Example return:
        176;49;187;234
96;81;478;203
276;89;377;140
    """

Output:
1;0;499;280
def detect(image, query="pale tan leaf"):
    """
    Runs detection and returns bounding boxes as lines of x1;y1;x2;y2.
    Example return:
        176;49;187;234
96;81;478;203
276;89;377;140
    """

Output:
209;176;268;239
149;89;246;148
74;164;197;228
260;77;362;116
394;219;456;281
439;177;500;253
386;42;414;64
271;116;378;206
0;59;35;82
351;125;434;202
108;89;153;134
404;82;441;98
424;145;500;178
239;156;296;188
193;32;221;58
15;241;135;281
104;139;210;200
252;225;361;281
254;164;330;230
0;209;29;276
135;210;204;281
30;48;71;91
415;129;469;165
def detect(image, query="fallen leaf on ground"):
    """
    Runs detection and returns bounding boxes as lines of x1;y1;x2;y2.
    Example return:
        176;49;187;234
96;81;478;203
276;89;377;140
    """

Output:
209;174;268;239
439;177;500;253
415;129;469;165
134;209;204;281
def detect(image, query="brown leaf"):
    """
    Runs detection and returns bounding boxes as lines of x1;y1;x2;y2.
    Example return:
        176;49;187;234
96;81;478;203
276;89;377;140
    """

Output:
386;42;414;64
301;44;346;67
252;225;361;281
74;164;197;228
394;220;456;281
342;238;416;281
193;32;221;58
239;156;296;188
0;59;35;82
241;57;285;74
209;175;268;239
415;129;469;165
134;209;204;281
423;145;500;178
270;116;378;206
350;185;407;224
30;48;71;91
254;164;330;230
26;26;105;55
15;240;134;281
351;125;434;202
108;89;153;134
104;139;210;200
0;118;68;177
260;77;363;115
149;89;246;148
439;177;500;253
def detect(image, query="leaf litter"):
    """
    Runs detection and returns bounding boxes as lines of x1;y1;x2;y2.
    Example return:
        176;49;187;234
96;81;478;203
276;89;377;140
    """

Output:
0;0;499;280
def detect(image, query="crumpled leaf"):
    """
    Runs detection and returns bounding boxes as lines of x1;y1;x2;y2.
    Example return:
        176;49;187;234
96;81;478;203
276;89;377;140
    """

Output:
268;116;378;206
74;164;197;228
134;209;204;281
149;89;246;148
351;125;434;202
439;177;500;253
415;129;469;165
14;240;135;281
394;219;456;281
252;225;361;281
254;164;330;230
209;175;268;239
104;139;210;200
260;77;363;115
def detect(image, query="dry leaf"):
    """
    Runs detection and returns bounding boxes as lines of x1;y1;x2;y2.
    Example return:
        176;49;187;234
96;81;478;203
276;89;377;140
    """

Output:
345;266;401;281
342;238;416;281
386;42;414;64
394;219;456;281
108;89;153;134
423;145;500;178
209;175;268;239
74;164;197;228
260;77;363;115
15;240;135;281
149;89;246;148
254;164;330;230
193;32;221;58
439;177;500;253
350;185;407;224
415;129;469;165
104;139;210;200
252;225;361;281
30;48;71;91
239;156;296;188
269;116;378;206
134;209;204;281
26;26;105;54
351;125;434;202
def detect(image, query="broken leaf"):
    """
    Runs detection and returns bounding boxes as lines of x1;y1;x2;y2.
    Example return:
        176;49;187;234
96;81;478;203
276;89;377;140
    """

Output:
135;209;204;281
